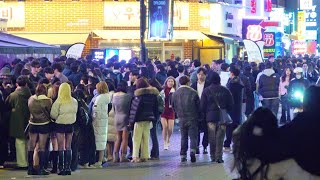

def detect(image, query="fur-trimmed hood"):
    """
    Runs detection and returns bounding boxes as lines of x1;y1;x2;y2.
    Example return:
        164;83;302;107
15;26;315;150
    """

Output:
134;87;159;96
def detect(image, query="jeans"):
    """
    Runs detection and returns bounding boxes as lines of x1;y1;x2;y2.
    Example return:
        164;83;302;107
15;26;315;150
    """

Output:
15;138;27;167
150;121;159;158
208;123;226;160
262;98;280;117
197;121;208;149
224;123;239;148
180;122;198;157
281;95;291;122
132;121;151;159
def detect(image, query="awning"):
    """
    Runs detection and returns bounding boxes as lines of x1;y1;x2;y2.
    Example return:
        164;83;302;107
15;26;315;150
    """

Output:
93;30;208;40
203;32;242;43
9;32;89;45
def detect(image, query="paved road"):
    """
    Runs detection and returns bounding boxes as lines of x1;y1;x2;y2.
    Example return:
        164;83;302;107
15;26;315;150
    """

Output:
0;130;232;180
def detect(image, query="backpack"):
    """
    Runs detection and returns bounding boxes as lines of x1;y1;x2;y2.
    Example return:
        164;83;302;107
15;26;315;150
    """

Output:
76;98;90;126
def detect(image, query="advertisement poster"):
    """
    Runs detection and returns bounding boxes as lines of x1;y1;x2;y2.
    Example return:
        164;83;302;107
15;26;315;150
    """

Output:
263;32;275;57
297;11;306;40
148;0;174;40
274;32;283;58
243;39;264;63
292;41;307;55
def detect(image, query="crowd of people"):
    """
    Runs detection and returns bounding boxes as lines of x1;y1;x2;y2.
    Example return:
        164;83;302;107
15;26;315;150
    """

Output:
0;54;319;178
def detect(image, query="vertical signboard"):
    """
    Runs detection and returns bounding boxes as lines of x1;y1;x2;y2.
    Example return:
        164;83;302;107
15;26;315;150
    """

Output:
300;0;313;10
297;11;306;40
242;19;264;41
148;0;174;40
263;32;275;57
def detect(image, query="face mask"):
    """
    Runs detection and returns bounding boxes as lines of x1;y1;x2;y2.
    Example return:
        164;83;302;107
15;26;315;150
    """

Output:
296;74;302;79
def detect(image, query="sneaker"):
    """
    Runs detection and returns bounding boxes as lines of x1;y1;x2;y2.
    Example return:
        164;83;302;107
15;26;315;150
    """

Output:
210;156;215;162
92;162;103;168
195;148;200;154
190;153;196;163
164;143;169;150
79;163;92;169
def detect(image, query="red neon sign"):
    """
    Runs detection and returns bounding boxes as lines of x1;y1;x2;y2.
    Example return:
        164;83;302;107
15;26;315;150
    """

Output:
264;33;275;47
265;0;272;12
246;25;262;41
251;0;257;14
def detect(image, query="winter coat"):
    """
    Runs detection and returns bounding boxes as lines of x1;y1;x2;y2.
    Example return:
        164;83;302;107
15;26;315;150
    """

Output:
112;92;131;131
28;95;52;125
50;98;78;125
6;87;31;139
227;77;244;124
92;93;110;150
190;67;200;84
191;81;210;98
258;69;280;99
156;72;167;86
107;92;117;142
68;72;83;88
172;85;200;125
243;72;255;115
200;84;234;123
129;87;159;123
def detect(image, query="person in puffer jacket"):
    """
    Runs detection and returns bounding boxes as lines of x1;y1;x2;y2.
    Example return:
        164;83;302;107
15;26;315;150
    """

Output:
91;82;110;168
50;83;78;176
129;78;159;163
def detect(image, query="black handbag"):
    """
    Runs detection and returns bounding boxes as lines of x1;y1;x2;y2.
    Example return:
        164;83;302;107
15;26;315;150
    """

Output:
213;95;233;125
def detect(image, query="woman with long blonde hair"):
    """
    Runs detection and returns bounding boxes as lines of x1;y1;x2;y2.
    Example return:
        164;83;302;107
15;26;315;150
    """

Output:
50;83;78;175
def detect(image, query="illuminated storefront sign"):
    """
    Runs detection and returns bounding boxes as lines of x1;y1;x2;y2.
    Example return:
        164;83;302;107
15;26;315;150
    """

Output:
263;32;275;57
148;0;174;40
292;41;307;55
297;11;306;40
0;2;25;28
265;0;272;12
242;19;264;41
305;6;317;27
242;0;270;19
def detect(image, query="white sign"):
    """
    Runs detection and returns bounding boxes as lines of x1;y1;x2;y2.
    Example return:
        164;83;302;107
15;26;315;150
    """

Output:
66;43;85;59
300;0;313;10
243;39;264;63
305;5;317;27
268;8;284;32
305;30;317;40
0;2;25;28
210;4;242;37
199;7;210;29
103;2;189;27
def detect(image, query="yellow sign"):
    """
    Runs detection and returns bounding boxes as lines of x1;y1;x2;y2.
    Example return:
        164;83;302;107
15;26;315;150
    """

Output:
297;11;306;40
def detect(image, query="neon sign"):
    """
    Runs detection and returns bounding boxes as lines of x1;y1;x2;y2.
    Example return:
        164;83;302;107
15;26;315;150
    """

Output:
251;0;256;14
246;25;262;41
265;0;272;12
264;33;274;47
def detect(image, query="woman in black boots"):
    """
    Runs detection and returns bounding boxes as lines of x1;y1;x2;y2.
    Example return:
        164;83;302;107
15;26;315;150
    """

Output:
50;83;78;175
27;84;52;175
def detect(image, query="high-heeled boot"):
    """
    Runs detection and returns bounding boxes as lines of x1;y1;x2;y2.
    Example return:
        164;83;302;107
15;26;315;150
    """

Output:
38;151;49;175
64;150;72;175
58;151;65;176
50;151;58;173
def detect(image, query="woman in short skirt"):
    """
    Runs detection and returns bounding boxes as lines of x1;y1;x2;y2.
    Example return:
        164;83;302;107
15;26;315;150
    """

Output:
50;83;78;175
27;84;52;175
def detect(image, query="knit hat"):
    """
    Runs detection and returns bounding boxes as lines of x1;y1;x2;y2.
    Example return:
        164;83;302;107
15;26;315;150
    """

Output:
0;67;11;76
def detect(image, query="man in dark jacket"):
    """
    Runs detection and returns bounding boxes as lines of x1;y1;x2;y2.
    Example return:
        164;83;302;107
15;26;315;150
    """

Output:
30;60;43;90
201;72;233;163
68;62;83;88
243;66;255;116
258;62;280;116
224;67;244;151
172;76;200;163
191;67;210;154
6;76;31;168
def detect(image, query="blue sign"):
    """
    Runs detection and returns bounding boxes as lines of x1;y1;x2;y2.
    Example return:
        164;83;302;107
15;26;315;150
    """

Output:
148;0;173;40
274;32;283;58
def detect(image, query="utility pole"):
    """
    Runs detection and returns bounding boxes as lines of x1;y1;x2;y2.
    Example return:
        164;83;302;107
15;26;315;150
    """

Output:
140;0;147;62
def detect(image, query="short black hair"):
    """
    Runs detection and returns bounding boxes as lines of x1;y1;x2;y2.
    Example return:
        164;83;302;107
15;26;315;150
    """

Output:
265;62;273;69
230;67;240;77
130;70;139;77
193;60;201;68
44;67;54;74
52;63;63;72
114;62;121;70
177;65;184;73
221;63;230;71
21;69;31;76
211;72;221;85
116;80;128;93
156;64;165;72
197;67;207;75
30;60;40;68
179;76;190;86
70;62;79;73
16;76;27;87
39;78;50;85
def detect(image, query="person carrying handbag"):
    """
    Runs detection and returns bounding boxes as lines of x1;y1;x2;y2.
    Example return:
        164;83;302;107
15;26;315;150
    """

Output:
200;72;234;163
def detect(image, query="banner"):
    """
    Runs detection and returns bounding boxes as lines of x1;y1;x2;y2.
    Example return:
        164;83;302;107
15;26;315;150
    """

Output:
297;11;306;40
243;39;264;63
148;0;174;40
263;32;275;57
66;43;85;59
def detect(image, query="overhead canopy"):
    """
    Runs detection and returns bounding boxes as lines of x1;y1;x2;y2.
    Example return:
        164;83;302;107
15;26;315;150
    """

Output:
93;30;208;40
0;32;60;54
10;32;89;45
203;32;242;43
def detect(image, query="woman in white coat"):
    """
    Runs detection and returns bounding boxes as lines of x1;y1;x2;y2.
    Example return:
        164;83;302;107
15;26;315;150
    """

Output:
92;82;110;168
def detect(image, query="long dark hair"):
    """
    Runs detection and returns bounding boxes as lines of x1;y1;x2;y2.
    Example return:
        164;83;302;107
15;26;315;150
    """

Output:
281;66;294;82
233;107;278;180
